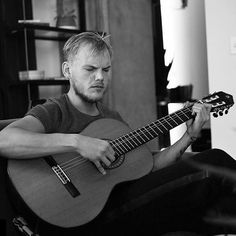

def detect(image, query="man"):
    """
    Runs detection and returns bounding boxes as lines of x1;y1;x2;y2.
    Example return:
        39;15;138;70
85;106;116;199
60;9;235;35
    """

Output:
0;32;210;172
0;32;235;235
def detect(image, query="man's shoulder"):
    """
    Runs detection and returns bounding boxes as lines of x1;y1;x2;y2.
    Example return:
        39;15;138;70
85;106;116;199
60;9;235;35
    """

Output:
46;94;67;106
34;94;69;114
26;94;68;132
97;103;124;122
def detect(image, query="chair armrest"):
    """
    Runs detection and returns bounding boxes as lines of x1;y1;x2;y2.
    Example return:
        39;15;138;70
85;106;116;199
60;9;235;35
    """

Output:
151;150;198;159
182;151;199;159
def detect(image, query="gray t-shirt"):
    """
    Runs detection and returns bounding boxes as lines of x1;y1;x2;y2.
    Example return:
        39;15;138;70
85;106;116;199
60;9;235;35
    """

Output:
26;94;123;133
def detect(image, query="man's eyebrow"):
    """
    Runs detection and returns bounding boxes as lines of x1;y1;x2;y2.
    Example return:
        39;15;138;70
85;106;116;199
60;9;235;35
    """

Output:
83;65;97;68
83;65;111;69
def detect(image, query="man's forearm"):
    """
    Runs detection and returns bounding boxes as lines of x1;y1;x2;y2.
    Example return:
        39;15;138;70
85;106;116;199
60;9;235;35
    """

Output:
0;127;77;159
153;131;193;171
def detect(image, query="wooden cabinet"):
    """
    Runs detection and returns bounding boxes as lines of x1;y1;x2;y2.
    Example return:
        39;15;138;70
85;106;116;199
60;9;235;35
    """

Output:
0;0;85;118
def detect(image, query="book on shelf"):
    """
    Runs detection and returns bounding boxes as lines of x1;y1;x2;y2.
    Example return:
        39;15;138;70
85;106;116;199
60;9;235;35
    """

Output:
18;20;50;26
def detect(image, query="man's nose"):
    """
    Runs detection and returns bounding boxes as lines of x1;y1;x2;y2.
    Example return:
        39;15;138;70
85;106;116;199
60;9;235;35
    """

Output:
95;69;104;81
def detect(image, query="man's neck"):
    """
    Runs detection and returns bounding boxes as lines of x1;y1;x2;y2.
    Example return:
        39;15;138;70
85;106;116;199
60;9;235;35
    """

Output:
67;91;99;116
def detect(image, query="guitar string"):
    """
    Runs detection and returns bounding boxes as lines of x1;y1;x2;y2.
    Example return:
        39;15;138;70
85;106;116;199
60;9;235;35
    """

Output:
59;107;193;171
112;107;192;152
61;96;230;172
61;96;225;170
57;158;91;173
59;107;193;170
60;107;193;170
55;99;224;173
59;107;192;169
57;99;224;172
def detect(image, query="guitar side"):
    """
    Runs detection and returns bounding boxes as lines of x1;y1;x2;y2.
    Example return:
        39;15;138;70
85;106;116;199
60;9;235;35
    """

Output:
7;118;154;228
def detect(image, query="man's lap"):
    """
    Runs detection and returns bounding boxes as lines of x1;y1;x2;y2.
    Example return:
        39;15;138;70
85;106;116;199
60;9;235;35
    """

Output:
2;148;236;235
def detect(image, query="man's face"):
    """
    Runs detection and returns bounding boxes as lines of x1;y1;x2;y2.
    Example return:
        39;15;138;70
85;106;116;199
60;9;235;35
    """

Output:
69;43;111;103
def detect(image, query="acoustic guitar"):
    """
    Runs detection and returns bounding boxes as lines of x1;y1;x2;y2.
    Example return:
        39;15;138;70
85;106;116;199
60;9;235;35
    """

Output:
7;91;234;228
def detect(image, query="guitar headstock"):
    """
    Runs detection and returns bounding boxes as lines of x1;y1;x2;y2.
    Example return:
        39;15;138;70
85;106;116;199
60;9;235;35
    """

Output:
200;91;234;117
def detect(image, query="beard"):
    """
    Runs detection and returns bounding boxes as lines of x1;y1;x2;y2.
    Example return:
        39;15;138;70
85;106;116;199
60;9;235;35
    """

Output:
72;81;107;104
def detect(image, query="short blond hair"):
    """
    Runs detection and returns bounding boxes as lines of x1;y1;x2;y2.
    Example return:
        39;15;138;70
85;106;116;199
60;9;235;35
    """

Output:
63;31;113;62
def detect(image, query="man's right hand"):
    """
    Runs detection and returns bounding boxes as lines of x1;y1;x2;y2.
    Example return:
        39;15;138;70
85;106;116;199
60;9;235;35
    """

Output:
75;135;116;175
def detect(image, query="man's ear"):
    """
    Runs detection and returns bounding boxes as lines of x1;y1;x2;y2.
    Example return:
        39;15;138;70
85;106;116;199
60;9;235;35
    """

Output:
62;62;71;79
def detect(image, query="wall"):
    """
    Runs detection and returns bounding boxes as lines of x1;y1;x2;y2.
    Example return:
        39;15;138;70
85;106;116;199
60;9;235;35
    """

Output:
107;0;159;151
160;0;209;146
205;0;236;157
161;0;209;99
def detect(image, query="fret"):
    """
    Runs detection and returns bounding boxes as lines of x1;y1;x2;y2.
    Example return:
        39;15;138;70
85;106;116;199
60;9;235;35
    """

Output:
139;127;153;140
121;135;137;150
156;119;169;131
126;133;139;147
133;130;146;143
111;105;194;156
115;137;131;153
174;112;185;123
169;114;179;126
175;112;188;121
119;137;131;152
162;116;174;129
180;108;191;119
113;139;126;154
110;140;123;155
142;126;155;139
149;123;160;136
151;122;164;134
185;107;193;117
122;134;135;149
129;131;143;145
111;138;132;156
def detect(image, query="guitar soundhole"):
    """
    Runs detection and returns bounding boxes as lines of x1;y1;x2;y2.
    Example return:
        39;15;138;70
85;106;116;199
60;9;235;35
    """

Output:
101;138;126;169
102;155;125;170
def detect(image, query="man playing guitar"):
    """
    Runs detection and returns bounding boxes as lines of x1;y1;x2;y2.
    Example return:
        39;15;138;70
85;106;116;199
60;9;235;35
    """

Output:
0;32;235;236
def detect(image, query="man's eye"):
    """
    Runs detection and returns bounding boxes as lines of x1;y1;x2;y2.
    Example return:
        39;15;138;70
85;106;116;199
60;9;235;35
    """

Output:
103;68;110;72
86;68;95;72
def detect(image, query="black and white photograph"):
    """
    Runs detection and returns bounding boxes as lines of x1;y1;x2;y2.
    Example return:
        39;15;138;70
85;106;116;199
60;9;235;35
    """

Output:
0;0;236;235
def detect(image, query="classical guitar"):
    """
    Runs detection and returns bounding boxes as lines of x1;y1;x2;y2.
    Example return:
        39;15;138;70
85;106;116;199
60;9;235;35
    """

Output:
7;91;234;228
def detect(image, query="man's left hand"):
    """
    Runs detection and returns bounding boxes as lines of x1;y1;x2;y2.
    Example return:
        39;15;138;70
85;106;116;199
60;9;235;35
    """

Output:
185;102;212;141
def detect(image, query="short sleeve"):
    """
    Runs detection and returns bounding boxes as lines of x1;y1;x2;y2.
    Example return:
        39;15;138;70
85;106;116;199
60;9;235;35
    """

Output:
26;101;62;133
97;103;126;123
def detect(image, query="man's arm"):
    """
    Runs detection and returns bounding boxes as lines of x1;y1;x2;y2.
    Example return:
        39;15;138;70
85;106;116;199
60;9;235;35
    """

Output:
152;103;212;171
0;116;77;158
0;115;115;174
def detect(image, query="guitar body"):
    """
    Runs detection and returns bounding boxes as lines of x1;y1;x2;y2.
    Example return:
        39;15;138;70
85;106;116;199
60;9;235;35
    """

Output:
7;118;154;228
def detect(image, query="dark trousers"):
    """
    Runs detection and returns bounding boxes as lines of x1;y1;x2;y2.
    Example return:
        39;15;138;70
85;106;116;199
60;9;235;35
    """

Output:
93;148;236;236
3;148;236;236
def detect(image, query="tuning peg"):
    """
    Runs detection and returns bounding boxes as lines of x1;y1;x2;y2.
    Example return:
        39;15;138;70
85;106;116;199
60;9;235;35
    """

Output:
219;111;223;116
213;113;218;118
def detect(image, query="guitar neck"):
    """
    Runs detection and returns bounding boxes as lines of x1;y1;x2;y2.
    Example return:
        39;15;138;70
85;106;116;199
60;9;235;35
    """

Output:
110;105;194;156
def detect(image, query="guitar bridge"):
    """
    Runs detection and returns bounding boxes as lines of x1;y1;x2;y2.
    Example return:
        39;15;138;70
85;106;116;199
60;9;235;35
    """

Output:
44;156;80;198
52;165;70;185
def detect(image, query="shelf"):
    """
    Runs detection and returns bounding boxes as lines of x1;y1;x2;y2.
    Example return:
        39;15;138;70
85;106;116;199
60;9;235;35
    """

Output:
0;0;87;118
13;79;69;86
10;23;82;33
8;23;82;41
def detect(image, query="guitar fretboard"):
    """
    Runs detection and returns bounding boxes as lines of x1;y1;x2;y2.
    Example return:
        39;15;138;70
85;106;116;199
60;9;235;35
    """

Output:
110;105;194;156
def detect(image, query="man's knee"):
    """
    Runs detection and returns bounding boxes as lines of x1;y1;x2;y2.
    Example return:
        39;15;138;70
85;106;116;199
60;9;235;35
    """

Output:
191;148;234;165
